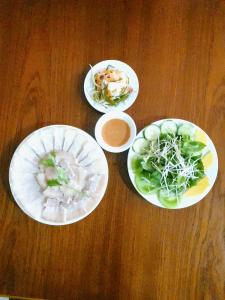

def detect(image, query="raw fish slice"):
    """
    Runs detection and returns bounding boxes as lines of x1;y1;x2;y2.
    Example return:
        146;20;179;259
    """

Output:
69;165;87;190
13;175;41;197
60;186;76;198
11;153;39;174
78;150;99;167
58;159;76;177
84;158;106;174
39;129;54;153
45;167;58;180
61;196;73;205
24;196;44;219
59;197;73;210
76;142;95;162
11;153;38;174
52;127;66;150
84;174;104;194
11;173;37;191
27;133;46;157
69;134;86;158
17;143;39;165
63;130;77;152
10;168;34;182
42;204;66;223
81;197;97;212
43;187;63;198
12;186;41;207
36;173;47;189
71;192;83;203
55;151;74;165
44;197;61;208
66;203;86;221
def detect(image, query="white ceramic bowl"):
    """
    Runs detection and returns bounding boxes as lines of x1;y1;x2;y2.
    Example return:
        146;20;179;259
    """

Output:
127;119;218;209
84;60;139;113
9;125;108;225
95;112;137;153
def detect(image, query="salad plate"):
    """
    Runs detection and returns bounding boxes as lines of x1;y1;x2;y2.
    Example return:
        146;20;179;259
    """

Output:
84;60;139;113
127;119;218;209
9;125;108;225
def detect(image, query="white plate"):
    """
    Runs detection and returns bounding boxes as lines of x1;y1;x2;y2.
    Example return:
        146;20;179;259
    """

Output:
95;112;137;153
9;125;108;225
84;60;139;113
127;119;218;209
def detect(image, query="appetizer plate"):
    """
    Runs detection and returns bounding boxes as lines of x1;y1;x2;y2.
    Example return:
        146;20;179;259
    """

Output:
9;125;108;225
127;119;218;209
95;111;137;153
84;60;139;113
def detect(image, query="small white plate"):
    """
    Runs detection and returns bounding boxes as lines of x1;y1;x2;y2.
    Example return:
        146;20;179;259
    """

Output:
9;125;108;225
127;119;218;209
84;60;139;113
95;112;137;153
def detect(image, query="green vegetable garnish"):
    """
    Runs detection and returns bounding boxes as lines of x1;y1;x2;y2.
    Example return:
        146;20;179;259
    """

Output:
56;166;69;184
47;179;61;186
131;122;207;207
40;152;56;167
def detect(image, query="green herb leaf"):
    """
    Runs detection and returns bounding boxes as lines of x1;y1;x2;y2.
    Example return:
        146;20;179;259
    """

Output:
40;152;56;167
56;166;69;184
182;141;206;155
47;179;61;186
131;156;143;174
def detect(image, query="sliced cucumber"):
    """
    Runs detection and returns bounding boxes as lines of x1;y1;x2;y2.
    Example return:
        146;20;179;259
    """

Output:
161;120;177;135
144;124;160;141
132;137;149;154
158;190;178;208
178;123;194;137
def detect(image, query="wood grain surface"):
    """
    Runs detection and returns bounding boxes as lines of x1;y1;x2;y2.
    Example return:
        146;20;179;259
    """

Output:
0;1;224;299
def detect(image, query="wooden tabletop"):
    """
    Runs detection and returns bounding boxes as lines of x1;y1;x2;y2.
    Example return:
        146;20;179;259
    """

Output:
0;1;224;299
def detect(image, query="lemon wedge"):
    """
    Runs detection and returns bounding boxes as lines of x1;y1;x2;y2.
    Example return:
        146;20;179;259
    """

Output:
184;177;209;197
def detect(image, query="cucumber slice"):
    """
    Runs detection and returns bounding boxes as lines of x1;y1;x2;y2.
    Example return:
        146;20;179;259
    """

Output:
161;120;177;135
135;174;153;194
132;138;149;154
144;124;160;141
158;190;178;208
178;123;194;137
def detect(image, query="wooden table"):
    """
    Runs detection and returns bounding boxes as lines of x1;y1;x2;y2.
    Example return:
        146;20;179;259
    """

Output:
0;1;224;299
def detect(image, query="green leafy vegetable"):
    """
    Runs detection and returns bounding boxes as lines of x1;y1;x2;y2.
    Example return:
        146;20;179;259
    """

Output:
40;152;56;167
47;179;61;187
56;166;69;184
181;141;206;155
131;122;207;207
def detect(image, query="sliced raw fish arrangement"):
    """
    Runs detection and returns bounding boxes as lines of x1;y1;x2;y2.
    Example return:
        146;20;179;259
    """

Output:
37;150;104;223
9;125;108;225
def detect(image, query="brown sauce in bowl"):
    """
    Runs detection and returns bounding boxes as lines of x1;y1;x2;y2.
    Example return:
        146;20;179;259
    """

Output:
102;119;130;147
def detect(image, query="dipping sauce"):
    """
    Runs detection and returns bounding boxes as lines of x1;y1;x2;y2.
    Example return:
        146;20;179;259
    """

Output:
102;118;130;147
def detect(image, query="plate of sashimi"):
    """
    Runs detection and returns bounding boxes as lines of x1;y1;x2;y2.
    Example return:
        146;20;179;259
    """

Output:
9;125;108;225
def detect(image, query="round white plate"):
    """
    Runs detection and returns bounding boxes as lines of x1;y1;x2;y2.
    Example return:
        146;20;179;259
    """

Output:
84;60;139;113
127;119;218;209
95;111;137;153
9;125;108;225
